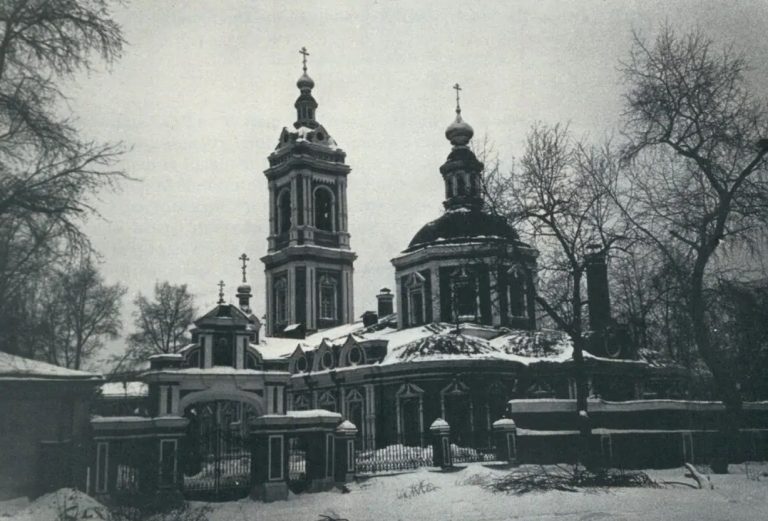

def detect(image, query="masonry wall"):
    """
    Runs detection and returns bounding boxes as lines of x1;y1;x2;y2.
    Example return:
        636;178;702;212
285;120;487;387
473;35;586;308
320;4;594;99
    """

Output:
0;381;95;499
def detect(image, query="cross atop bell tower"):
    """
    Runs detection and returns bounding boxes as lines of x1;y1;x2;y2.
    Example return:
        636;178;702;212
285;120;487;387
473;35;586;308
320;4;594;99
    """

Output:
299;46;310;72
261;51;356;337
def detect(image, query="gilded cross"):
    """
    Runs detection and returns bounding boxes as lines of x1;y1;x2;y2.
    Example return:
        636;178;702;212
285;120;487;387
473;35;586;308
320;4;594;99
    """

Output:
299;46;310;72
453;83;462;114
217;280;225;304
239;253;250;283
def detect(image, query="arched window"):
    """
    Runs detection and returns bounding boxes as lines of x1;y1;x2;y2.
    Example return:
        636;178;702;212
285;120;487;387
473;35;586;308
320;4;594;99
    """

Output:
274;278;288;325
277;189;291;234
314;187;335;231
319;275;337;321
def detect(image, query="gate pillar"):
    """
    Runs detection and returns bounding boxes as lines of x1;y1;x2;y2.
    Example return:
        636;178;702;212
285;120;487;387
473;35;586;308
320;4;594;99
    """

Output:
250;432;289;502
430;418;452;469
305;430;336;492
335;420;358;484
492;418;517;465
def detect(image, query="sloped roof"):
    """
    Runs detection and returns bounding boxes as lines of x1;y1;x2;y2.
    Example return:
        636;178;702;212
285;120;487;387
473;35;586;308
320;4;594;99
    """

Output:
194;303;252;328
0;351;102;381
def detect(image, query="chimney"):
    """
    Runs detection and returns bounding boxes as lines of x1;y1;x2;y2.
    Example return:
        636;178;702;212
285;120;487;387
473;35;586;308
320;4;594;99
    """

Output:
586;245;611;331
361;311;378;327
376;287;394;317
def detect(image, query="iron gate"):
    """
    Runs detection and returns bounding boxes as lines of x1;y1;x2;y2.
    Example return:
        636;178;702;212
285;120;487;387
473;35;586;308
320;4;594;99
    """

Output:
182;400;255;500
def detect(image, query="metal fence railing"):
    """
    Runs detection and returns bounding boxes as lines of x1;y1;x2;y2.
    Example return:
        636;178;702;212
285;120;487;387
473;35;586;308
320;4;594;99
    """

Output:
355;433;498;474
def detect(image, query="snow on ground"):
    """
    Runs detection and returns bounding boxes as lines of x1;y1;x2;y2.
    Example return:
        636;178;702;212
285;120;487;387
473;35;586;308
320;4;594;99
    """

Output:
199;462;768;521
6;489;107;521
4;463;767;520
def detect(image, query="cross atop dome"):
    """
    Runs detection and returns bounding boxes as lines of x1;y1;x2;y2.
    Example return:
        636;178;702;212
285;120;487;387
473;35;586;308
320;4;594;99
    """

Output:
445;83;474;147
217;280;225;305
239;253;250;284
299;46;310;73
453;83;462;114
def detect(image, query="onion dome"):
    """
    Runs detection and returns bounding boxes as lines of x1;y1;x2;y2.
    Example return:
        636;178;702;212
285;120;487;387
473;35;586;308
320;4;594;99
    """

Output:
445;112;474;146
297;72;315;90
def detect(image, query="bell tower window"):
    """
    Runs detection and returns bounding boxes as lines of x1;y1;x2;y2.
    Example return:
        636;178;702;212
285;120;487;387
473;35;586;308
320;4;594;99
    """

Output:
319;275;337;320
456;174;466;196
314;187;335;231
277;189;291;234
274;278;288;325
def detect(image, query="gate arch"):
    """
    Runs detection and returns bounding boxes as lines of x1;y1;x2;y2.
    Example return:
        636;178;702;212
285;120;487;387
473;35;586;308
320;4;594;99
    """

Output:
179;389;266;415
180;393;265;501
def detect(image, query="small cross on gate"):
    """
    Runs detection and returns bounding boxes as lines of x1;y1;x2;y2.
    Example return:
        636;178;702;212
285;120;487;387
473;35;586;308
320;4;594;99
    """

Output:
239;253;250;283
217;280;225;304
299;46;310;72
453;83;462;113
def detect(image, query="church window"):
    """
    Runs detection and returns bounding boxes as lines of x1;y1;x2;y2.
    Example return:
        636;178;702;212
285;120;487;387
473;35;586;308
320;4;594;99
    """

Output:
451;268;478;320
322;351;333;369
275;278;288;325
213;337;233;367
409;289;424;325
507;268;527;318
296;356;308;373
277;189;291;234
319;275;337;320
314;187;335;231
456;174;466;196
405;272;427;326
348;346;363;365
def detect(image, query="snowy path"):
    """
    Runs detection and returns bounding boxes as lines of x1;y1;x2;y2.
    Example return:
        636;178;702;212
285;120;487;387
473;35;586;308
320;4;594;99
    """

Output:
199;463;768;521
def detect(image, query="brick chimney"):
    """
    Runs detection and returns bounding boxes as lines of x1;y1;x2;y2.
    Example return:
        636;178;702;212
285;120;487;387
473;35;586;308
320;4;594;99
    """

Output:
376;287;394;317
585;245;611;331
361;311;378;327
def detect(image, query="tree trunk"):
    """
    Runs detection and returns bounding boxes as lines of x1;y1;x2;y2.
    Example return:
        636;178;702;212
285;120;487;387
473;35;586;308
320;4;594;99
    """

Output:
690;274;742;473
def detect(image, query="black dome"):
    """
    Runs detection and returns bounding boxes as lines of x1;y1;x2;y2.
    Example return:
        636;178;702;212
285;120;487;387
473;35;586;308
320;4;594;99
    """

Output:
407;209;520;251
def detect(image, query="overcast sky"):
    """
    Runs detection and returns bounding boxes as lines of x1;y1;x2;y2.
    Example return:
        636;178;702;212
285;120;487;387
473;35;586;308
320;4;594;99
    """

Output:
67;0;768;364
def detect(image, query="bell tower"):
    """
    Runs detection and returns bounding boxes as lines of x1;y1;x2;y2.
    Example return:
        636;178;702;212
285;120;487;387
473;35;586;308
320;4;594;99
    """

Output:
261;48;356;337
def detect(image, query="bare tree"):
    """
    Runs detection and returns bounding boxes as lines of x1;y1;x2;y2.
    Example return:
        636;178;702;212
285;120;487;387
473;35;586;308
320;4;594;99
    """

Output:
125;282;197;363
35;256;126;369
487;123;628;457
0;0;127;241
611;25;768;470
0;0;127;357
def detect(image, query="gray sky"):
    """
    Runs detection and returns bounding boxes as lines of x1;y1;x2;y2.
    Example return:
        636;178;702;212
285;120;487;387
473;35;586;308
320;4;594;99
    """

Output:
67;0;768;365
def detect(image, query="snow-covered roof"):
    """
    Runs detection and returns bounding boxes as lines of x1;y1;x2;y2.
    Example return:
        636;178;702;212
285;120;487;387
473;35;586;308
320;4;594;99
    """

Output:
0;351;101;381
100;381;148;398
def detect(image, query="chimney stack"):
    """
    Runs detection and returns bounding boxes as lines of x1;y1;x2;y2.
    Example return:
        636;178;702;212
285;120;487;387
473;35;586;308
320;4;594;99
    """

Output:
376;287;394;317
361;311;378;327
585;245;611;331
